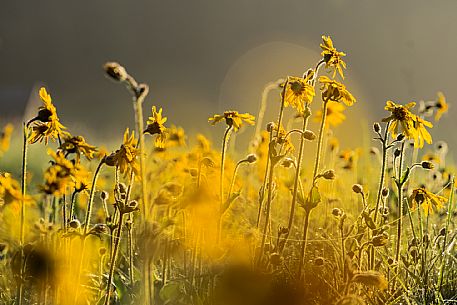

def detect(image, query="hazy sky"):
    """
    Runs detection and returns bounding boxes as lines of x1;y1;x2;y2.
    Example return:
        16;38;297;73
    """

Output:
1;0;456;151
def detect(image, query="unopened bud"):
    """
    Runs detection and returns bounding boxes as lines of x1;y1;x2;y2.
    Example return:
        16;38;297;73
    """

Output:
303;130;316;141
246;154;258;164
352;184;363;194
322;169;336;180
373;122;381;133
421;161;434;170
103;62;128;82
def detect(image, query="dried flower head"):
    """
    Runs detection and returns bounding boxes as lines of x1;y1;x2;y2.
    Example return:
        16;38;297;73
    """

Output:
409;187;447;216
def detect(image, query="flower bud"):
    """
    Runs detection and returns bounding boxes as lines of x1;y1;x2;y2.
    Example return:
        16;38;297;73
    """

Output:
394;148;401;157
303;130;316;141
281;158;294;168
373;122;381;133
322;169;336;180
381;187;389;198
332;208;343;217
352;184;363;194
421;161;434;170
246;154;258;164
100;191;109;201
266;122;276;133
396;134;406;141
69;219;81;229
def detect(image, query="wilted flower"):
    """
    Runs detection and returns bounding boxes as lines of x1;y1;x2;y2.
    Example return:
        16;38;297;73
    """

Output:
409;188;447;216
319;76;356;106
320;35;347;79
60;135;97;161
209;111;255;131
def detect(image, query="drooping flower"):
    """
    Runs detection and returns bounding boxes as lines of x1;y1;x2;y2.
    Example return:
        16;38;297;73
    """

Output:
60;135;98;161
165;125;186;148
283;74;315;113
319;76;356;106
320;35;347;79
434;92;449;121
144;106;167;148
315;101;346;128
412;115;433;148
382;101;417;141
0;123;13;155
209;111;255;131
28;87;69;144
409;188;447;216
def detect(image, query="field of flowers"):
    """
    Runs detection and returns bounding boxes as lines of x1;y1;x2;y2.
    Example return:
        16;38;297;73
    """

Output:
0;36;455;305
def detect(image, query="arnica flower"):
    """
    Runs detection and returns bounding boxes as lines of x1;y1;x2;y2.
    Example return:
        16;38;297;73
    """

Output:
0;173;30;206
434;92;449;121
28;87;69;144
315;101;346;128
208;111;255;131
320;35;347;79
60;135;98;161
409;187;447;216
41;149;90;195
105;128;140;176
413;115;433;148
144;106;167;148
0;123;13;155
165;125;186;148
319;76;356;106
382;101;418;142
282;74;315;113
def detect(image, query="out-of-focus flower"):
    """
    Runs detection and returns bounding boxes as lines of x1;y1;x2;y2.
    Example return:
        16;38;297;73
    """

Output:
0;123;13;155
0;173;31;206
315;101;346;128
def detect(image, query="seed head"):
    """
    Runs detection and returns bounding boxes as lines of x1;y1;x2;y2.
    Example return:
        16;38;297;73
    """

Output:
103;62;128;82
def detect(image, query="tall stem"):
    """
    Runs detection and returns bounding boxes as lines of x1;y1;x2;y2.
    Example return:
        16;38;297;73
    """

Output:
104;212;125;305
297;210;311;280
17;123;28;305
217;126;232;243
312;99;329;180
394;141;406;289
281;105;311;253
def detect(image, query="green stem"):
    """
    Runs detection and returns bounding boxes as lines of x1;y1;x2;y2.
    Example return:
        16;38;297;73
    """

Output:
393;141;406;289
217;126;232;243
438;177;455;289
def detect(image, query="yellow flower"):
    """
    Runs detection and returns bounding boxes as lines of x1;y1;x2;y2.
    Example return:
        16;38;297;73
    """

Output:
0;173;31;206
105;128;140;176
144;106;168;148
208;111;255;131
382;101;417;141
413;115;433;148
434;92;449;121
283;75;315;112
315;101;346;128
320;35;347;79
41;149;90;195
319;76;355;106
409;188;447;216
28;87;69;144
165;125;186;148
60;135;98;161
0;123;13;155
196;134;211;152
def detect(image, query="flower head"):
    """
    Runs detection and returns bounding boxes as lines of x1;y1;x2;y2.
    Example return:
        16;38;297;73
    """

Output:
320;35;347;79
0;123;13;155
60;135;98;161
382;101;417;141
413;115;433;148
0;173;31;206
315;101;346;128
283;74;315;112
28;87;69;144
409;188;447;216
434;92;449;121
144;106;167;148
105;128;140;176
319;76;355;106
209;111;255;131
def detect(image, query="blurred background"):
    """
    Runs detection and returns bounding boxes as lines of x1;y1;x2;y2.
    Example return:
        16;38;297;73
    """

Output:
0;0;456;154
